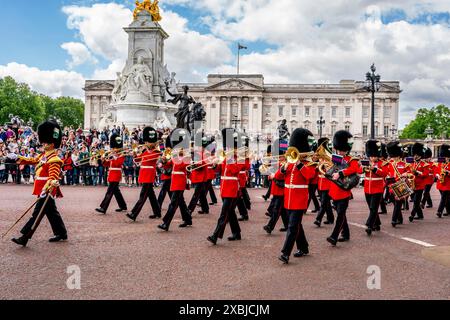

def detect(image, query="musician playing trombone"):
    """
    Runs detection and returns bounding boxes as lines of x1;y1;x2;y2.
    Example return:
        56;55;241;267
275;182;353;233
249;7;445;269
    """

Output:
126;127;162;221
95;134;128;214
358;140;389;235
434;144;450;218
12;120;67;247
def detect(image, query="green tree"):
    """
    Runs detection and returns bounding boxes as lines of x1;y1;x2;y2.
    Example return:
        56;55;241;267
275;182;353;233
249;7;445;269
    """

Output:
400;104;450;139
41;95;84;128
0;76;45;129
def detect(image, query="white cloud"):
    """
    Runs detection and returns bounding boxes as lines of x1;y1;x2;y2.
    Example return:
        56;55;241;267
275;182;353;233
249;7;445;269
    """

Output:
0;62;85;99
61;42;98;69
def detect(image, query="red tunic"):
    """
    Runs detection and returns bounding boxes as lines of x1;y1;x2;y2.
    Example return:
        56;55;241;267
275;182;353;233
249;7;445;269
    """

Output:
220;160;241;198
434;163;450;191
311;169;319;185
283;161;316;210
328;156;360;201
409;160;429;191
190;151;208;184
170;156;190;191
238;158;250;188
424;160;435;185
137;149;159;184
271;166;285;197
387;160;410;194
104;156;125;183
359;160;388;194
20;150;63;198
159;160;173;181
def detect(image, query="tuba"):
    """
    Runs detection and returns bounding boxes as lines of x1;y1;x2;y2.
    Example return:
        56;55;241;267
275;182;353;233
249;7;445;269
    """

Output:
318;149;360;191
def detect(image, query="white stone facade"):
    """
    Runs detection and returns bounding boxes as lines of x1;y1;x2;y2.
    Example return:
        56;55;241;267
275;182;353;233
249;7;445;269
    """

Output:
84;74;401;154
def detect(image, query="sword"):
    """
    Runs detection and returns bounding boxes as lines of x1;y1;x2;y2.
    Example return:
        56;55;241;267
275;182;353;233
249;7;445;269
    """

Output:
1;198;40;239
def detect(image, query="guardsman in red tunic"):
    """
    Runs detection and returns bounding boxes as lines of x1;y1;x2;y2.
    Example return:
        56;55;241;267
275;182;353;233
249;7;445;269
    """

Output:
326;130;361;246
385;142;411;227
205;139;218;206
95;134;127;214
157;137;173;208
187;134;211;215
408;143;429;222
278;129;316;264
263;139;288;234
236;135;251;221
158;130;192;231
420;147;435;209
359;140;389;235
314;138;334;227
12;120;67;247
207;128;242;245
378;143;389;215
126;127;162;221
435;144;450;218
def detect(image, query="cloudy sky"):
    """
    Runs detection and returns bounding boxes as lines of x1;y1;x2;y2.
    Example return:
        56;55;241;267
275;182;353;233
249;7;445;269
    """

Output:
1;0;450;128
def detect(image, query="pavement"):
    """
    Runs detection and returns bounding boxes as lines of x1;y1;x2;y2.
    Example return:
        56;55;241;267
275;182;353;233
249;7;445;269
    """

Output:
1;184;450;300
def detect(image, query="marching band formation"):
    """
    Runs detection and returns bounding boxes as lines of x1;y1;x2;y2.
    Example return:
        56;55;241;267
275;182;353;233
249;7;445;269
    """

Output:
7;119;450;265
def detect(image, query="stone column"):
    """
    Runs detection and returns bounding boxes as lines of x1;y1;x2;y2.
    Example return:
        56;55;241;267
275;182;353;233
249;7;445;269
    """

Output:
227;96;232;127
84;95;92;129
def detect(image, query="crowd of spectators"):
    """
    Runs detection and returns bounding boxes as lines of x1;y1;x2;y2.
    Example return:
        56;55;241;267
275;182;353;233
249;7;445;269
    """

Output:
0;124;269;189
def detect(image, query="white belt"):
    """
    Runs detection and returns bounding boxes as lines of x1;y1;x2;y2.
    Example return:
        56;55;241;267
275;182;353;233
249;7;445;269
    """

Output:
172;171;186;175
35;177;49;181
109;168;122;171
319;175;325;178
365;177;384;181
222;176;238;181
239;171;247;174
141;166;155;169
285;184;308;189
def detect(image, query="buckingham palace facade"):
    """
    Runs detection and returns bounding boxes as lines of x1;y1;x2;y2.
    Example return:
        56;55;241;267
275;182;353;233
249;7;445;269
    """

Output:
84;74;401;153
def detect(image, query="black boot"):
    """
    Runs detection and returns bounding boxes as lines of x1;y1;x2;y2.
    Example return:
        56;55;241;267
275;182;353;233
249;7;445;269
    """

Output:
207;235;217;245
157;223;169;231
179;222;192;228
293;248;309;258
126;213;136;221
314;220;321;227
238;216;249;221
49;235;68;242
149;214;161;219
11;236;29;247
95;208;106;214
228;234;241;241
327;237;337;246
278;254;289;264
263;225;272;234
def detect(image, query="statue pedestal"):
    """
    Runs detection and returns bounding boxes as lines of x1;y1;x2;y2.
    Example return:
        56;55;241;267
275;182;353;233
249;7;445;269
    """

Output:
111;102;176;129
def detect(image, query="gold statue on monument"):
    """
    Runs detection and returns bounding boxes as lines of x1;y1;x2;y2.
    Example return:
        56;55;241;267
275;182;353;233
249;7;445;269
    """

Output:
133;0;162;22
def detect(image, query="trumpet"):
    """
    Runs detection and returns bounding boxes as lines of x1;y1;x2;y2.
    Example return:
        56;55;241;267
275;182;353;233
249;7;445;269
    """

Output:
76;150;105;166
186;150;229;172
285;147;314;164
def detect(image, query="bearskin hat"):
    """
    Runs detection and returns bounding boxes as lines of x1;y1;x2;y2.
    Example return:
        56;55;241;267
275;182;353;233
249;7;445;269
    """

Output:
289;128;315;153
143;127;158;144
222;128;240;150
439;144;450;158
387;141;403;158
37;120;62;148
412;142;425;158
333;130;353;152
381;143;388;159
110;133;123;149
365;140;382;157
424;147;432;159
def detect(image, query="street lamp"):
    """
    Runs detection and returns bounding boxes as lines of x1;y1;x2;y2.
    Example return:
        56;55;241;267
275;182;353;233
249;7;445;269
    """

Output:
231;115;241;129
316;116;325;138
365;63;381;139
425;126;434;148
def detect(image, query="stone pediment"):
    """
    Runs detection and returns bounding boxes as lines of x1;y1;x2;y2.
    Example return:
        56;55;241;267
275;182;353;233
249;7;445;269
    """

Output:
355;83;401;94
84;81;115;91
206;79;264;91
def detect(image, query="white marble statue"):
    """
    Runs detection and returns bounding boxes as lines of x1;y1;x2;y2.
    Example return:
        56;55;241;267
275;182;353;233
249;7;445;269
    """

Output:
125;56;153;97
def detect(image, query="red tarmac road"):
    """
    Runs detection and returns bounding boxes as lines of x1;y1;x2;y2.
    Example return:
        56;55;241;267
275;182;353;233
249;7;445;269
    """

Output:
1;184;450;300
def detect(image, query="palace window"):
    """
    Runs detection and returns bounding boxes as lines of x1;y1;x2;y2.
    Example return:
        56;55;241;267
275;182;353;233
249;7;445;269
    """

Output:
345;125;351;132
331;124;337;135
305;106;310;117
345;107;351;117
384;106;391;118
291;106;298;117
375;106;380;118
318;106;324;117
363;125;368;137
384;125;390;137
278;106;284;117
363;107;369;118
332;106;337;118
375;125;379;136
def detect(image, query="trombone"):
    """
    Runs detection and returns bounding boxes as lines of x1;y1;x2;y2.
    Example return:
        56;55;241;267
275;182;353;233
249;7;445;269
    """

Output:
186;150;229;172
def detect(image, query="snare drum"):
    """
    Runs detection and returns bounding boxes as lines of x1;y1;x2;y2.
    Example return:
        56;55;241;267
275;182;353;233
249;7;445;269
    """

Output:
390;179;413;200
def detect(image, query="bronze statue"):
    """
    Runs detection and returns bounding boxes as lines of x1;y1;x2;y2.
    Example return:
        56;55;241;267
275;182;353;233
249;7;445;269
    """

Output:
166;84;195;131
278;119;290;140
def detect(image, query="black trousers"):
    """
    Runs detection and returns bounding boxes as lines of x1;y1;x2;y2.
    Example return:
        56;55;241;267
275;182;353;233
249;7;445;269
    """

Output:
21;197;67;238
316;190;334;223
207;180;218;204
266;196;288;230
99;182;127;212
330;198;350;240
281;210;308;256
365;193;382;229
162;191;191;227
307;184;320;211
241;187;251;210
237;196;249;218
188;182;209;213
212;198;240;239
265;181;272;199
438;190;450;214
421;184;433;207
392;199;404;224
411;190;424;219
158;179;172;207
131;183;161;218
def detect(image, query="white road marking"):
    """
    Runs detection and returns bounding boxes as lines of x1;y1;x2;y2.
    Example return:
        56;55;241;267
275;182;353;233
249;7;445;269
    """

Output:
348;222;436;248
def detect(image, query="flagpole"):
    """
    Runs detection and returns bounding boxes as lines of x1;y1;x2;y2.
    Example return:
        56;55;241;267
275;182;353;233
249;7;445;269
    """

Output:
237;43;240;75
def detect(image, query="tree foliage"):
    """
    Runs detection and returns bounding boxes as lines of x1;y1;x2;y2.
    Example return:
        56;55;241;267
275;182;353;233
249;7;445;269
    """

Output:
0;76;84;129
400;105;450;139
